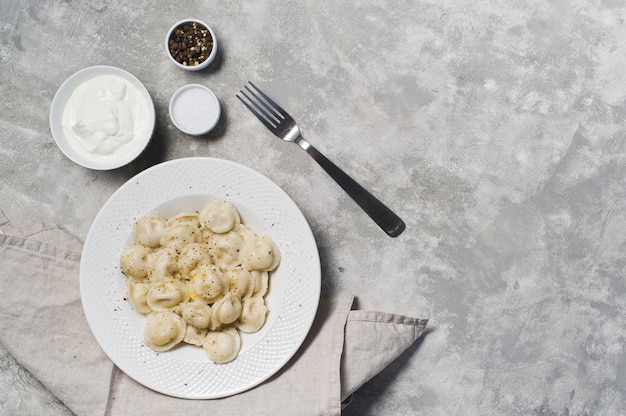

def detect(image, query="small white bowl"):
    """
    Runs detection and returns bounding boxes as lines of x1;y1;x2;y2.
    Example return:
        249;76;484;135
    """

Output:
165;19;217;71
169;84;221;135
49;66;155;170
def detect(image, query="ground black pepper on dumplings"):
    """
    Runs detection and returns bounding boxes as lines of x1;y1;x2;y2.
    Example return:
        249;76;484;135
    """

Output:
120;200;281;363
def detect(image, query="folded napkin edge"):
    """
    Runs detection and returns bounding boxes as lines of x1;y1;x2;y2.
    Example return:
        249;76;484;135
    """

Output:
0;233;81;261
347;309;428;331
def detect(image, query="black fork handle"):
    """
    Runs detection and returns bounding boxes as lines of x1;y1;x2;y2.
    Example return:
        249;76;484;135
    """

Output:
298;139;406;237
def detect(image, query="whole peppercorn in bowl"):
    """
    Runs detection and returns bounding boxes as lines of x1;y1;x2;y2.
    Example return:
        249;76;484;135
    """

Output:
166;19;217;71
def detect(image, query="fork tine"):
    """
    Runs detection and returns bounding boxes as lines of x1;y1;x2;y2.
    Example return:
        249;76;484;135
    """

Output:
243;88;281;124
246;82;288;121
236;91;278;131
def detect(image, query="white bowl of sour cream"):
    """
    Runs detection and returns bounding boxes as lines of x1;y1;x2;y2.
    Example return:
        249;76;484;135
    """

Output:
50;66;155;170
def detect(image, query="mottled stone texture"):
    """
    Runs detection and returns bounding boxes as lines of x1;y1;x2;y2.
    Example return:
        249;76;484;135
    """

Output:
1;0;625;415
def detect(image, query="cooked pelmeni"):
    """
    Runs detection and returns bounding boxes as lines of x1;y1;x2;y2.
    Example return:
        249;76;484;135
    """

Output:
236;296;267;333
122;201;281;362
208;231;243;270
134;214;167;247
167;212;200;228
178;301;212;329
128;281;152;314
242;235;280;271
203;327;241;364
199;227;215;244
146;278;188;311
148;247;179;281
190;264;224;303
178;243;211;279
223;268;253;299
250;270;269;297
235;224;256;242
144;311;186;352
120;244;153;281
212;294;243;326
200;200;240;233
160;223;199;254
184;325;208;347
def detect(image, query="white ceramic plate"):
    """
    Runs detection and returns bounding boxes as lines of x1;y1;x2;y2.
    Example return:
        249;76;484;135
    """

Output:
80;157;321;399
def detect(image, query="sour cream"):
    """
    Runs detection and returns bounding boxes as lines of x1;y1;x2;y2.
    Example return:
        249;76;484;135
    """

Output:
61;74;151;160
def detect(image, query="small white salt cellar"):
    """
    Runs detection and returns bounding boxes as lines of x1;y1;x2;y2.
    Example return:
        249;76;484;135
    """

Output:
169;84;221;135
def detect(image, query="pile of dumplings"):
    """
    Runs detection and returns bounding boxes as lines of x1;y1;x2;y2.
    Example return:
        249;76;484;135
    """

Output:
119;199;280;363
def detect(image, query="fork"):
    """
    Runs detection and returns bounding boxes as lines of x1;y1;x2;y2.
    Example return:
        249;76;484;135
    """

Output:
236;82;405;237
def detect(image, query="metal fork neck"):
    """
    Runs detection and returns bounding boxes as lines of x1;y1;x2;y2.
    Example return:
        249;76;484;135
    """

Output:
284;127;302;143
295;136;310;150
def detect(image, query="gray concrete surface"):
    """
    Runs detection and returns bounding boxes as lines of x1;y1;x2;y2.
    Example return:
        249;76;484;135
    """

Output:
2;0;626;414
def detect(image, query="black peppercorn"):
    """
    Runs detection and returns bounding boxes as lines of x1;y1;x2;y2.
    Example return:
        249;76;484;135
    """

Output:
168;21;213;66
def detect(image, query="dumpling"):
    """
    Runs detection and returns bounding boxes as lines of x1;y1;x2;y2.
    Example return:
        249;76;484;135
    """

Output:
160;223;199;253
134;214;166;248
146;278;188;311
235;224;256;242
178;243;211;279
198;227;215;244
199;200;240;233
167;212;200;228
177;301;212;329
128;281;152;314
144;311;186;352
203;327;241;364
223;268;253;299
120;244;153;281
242;235;280;271
251;271;269;297
190;264;225;303
148;247;179;281
184;325;208;347
208;232;244;270
236;296;267;333
212;294;243;326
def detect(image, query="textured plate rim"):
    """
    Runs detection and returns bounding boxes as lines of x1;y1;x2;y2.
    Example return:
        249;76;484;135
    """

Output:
79;157;321;399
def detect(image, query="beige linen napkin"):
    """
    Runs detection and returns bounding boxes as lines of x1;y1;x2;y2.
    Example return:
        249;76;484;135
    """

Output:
0;224;427;416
